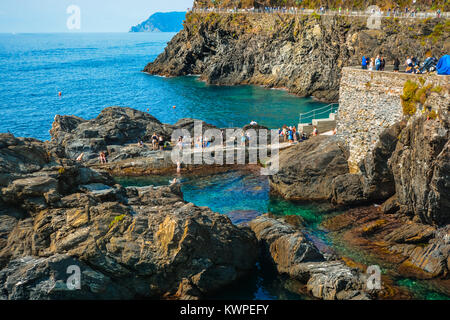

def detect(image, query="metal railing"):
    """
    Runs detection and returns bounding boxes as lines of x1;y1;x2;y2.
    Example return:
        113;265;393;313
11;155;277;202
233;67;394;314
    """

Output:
190;7;449;19
299;103;339;125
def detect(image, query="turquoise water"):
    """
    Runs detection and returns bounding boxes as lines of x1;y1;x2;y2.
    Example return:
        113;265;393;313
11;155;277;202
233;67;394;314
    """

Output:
0;33;326;141
117;170;336;300
117;170;450;300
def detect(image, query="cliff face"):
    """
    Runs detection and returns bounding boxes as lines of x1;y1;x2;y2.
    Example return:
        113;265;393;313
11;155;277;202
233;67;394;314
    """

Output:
145;12;449;102
271;78;449;226
390;89;450;226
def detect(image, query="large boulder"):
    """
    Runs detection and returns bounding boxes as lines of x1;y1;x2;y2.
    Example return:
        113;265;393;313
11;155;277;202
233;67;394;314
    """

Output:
360;121;406;201
0;134;258;299
249;216;370;300
49;107;172;162
269;136;352;202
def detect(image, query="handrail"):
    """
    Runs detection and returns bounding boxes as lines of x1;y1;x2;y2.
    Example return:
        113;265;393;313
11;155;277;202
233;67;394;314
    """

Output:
299;103;338;117
299;103;339;125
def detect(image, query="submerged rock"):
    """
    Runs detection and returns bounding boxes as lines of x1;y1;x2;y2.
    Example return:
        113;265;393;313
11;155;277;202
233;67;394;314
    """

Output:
249;215;370;300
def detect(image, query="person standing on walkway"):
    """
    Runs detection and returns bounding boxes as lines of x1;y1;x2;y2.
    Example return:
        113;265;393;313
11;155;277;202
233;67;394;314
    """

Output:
375;55;381;71
362;56;368;69
380;56;386;71
369;58;375;71
393;57;400;72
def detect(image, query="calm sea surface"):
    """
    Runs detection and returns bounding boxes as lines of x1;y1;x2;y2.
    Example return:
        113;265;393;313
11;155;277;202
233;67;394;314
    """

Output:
0;32;326;141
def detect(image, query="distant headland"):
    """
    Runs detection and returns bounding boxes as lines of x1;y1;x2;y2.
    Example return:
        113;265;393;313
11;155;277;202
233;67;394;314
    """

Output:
129;11;187;33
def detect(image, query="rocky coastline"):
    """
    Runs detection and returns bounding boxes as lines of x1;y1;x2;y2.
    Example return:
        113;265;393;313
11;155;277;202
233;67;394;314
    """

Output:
144;11;449;102
1;85;449;299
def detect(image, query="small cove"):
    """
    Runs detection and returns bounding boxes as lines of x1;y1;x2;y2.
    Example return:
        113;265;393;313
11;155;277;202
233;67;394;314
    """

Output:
116;169;450;300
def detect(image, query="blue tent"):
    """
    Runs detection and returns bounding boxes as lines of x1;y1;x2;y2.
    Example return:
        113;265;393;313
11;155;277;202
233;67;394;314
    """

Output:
436;55;450;75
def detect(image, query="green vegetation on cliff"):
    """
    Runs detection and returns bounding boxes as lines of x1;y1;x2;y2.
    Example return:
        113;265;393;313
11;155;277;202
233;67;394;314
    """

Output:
194;0;449;10
148;10;448;102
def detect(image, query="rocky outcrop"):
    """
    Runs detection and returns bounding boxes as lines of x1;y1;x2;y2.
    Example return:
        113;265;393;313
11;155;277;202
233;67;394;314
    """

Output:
49;107;222;164
389;91;450;226
323;206;450;286
145;12;448;102
249;215;370;300
130;12;186;33
0;133;258;299
269;136;351;202
359;121;406;201
271;76;449;227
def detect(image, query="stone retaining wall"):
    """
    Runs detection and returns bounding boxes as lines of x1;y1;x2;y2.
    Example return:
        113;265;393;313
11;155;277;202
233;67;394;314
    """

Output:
337;67;449;173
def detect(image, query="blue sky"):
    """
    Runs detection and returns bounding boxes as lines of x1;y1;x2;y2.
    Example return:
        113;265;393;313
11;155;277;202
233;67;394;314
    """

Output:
0;0;193;33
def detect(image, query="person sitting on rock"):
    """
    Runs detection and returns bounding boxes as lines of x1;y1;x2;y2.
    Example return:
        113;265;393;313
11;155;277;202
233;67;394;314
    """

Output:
312;126;318;137
76;152;84;162
158;136;165;151
151;133;158;150
99;151;107;164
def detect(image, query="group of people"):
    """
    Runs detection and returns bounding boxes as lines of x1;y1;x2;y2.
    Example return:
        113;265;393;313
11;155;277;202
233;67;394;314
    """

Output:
361;55;386;71
362;54;440;74
278;125;306;143
192;6;445;18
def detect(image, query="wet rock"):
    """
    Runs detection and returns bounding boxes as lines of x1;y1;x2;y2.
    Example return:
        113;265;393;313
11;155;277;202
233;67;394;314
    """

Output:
249;216;369;300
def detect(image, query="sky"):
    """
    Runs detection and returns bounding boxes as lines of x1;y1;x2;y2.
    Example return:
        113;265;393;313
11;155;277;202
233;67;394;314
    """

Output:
0;0;194;33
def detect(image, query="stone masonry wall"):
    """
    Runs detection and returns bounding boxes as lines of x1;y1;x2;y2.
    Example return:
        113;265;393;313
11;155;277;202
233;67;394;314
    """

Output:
337;67;449;173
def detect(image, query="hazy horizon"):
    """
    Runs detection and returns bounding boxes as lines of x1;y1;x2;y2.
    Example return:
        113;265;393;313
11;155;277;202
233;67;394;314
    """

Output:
0;0;193;33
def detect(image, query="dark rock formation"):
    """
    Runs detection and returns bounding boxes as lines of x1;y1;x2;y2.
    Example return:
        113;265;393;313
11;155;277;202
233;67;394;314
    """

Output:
389;91;450;226
360;121;406;201
323;206;449;284
269;136;351;201
145;12;448;102
49;107;221;164
0;133;258;299
249;215;370;300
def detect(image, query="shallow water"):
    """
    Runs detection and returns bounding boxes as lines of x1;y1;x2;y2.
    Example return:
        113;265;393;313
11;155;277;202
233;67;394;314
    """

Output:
118;170;337;300
117;170;450;300
0;33;327;141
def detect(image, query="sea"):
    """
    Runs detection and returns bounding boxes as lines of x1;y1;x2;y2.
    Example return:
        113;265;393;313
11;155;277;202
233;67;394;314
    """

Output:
0;32;326;141
0;32;447;300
